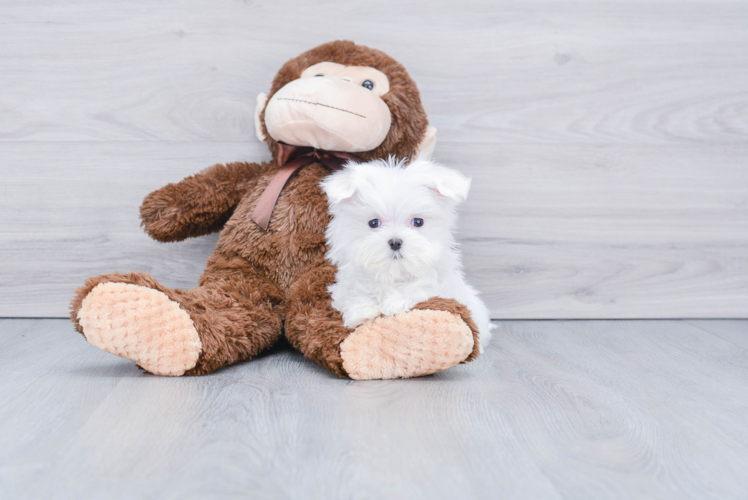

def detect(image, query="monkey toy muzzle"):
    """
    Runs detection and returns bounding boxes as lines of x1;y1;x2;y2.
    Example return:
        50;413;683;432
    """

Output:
263;64;392;152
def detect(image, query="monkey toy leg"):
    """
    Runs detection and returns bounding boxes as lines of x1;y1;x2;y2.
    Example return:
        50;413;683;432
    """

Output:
70;269;285;376
285;260;481;380
72;260;480;379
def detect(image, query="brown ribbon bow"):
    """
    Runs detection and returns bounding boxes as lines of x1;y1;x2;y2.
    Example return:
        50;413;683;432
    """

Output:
251;143;361;230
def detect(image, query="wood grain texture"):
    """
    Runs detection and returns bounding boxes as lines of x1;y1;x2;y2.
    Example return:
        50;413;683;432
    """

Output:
686;319;748;349
1;1;746;144
1;318;746;499
454;143;748;318
1;0;747;318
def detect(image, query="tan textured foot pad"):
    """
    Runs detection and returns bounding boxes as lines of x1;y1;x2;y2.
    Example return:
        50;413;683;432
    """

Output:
340;309;474;380
77;283;202;376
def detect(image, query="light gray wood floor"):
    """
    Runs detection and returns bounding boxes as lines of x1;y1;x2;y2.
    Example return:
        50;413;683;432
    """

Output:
1;319;746;500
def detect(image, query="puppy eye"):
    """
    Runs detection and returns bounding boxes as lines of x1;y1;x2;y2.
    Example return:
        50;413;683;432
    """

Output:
315;74;324;77
368;219;381;228
412;218;424;227
361;80;374;90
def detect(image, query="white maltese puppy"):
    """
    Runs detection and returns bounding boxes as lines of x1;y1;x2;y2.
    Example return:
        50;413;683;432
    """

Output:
321;157;495;349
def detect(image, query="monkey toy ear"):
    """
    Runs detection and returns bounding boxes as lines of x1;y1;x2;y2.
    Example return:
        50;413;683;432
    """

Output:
415;126;437;160
254;93;268;143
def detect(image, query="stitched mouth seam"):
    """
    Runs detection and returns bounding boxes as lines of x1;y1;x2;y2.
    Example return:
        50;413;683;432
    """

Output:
276;98;366;119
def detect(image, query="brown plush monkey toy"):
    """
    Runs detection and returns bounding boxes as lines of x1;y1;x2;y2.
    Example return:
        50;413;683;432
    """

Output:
70;41;480;380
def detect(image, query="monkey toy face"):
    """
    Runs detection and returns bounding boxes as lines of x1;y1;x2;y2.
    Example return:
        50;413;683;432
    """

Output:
264;62;392;152
255;41;437;161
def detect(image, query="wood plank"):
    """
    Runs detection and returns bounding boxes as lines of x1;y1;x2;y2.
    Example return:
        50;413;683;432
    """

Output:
473;319;748;499
1;319;747;499
452;143;748;319
685;319;748;350
0;1;746;144
0;319;132;496
2;141;746;318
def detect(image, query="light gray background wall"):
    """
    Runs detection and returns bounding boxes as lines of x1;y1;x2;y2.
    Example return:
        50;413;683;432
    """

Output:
1;0;747;318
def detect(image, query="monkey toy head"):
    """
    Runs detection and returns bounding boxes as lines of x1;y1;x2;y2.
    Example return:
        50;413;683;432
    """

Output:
254;41;437;163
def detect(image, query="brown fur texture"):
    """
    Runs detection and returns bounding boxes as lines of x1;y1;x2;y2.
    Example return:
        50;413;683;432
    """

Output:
70;41;479;378
139;162;264;243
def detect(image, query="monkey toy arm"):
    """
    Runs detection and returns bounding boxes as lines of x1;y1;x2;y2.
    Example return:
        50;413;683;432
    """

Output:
140;161;264;242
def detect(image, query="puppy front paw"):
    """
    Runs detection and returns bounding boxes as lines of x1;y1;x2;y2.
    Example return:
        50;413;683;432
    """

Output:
340;304;382;330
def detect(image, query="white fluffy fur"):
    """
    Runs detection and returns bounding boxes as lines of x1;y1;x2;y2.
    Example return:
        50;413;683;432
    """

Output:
322;157;495;349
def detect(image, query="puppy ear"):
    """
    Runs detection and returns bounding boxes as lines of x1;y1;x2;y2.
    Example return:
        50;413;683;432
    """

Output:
424;164;471;203
321;167;359;204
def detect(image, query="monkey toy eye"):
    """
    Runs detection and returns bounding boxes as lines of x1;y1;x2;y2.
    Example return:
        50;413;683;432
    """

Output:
412;218;424;227
368;219;381;228
361;80;374;90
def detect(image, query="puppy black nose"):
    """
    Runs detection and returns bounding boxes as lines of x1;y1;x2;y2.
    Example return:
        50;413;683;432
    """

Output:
388;239;402;251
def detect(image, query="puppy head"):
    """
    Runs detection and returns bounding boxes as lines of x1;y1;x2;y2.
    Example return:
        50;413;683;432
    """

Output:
322;157;470;282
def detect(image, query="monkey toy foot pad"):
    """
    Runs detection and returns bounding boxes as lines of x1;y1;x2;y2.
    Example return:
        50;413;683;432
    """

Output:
77;283;202;376
340;309;475;380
